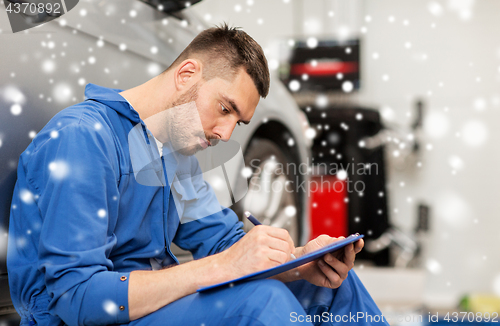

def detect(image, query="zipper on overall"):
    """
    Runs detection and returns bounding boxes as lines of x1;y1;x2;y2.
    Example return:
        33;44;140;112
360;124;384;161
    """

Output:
161;156;179;265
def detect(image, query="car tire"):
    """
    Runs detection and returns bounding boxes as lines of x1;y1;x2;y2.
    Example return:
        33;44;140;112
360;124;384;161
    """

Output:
234;138;302;244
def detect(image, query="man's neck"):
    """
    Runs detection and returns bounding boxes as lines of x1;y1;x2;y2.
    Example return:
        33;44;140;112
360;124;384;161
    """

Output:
119;74;174;121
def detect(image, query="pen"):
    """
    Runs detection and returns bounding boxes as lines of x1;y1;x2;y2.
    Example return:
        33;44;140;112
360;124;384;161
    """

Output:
244;211;297;260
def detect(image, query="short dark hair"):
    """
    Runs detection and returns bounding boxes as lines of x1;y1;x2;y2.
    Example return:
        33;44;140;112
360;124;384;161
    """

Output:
165;23;270;98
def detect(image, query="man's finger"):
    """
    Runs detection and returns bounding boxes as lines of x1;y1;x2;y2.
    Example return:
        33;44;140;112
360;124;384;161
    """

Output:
262;226;295;254
354;239;364;253
324;254;349;280
262;236;293;256
343;243;355;266
317;259;341;288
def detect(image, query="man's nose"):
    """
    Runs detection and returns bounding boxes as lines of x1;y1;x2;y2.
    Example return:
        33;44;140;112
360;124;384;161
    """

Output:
219;124;236;141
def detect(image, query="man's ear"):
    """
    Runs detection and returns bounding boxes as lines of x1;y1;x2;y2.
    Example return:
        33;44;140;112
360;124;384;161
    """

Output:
174;59;201;91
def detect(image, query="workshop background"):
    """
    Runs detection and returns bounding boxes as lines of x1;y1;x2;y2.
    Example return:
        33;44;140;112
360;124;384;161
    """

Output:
189;0;500;316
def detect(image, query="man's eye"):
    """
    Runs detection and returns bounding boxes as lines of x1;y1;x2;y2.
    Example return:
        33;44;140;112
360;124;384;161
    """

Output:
221;104;230;113
237;122;242;126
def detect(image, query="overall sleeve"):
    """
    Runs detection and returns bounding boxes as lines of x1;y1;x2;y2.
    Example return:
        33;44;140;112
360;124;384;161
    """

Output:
172;158;245;260
27;121;130;326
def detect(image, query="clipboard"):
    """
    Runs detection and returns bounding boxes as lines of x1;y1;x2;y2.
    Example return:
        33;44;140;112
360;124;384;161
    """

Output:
198;234;364;292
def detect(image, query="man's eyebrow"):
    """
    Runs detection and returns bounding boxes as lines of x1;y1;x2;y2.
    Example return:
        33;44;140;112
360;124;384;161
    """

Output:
221;94;250;125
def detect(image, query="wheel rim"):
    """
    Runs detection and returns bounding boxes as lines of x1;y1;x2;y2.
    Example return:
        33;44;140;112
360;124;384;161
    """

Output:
241;156;299;243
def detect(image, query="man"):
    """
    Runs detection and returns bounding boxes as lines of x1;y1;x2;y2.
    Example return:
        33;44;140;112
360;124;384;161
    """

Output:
8;24;387;325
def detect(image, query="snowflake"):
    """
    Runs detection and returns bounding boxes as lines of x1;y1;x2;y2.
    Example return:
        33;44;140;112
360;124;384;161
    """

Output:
288;80;300;92
306;37;318;49
426;259;441;274
97;209;107;218
20;189;35;204
10;104;22;116
103;300;118;316
305;128;316;139
3;86;26;104
53;83;73;104
48;161;70;180
147;63;161;76
473;97;487;111
427;2;444;16
241;167;252;178
424;111;449;138
284;205;296;217
337;170;347;181
315;94;328;108
448;155;464;171
462;120;487;147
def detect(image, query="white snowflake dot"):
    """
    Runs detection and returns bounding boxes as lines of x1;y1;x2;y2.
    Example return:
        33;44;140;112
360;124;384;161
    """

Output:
20;189;34;204
103;300;118;316
337;170;347;180
241;167;253;178
288;80;300;92
306;37;318;49
284;206;296;217
11;104;22;116
342;81;353;93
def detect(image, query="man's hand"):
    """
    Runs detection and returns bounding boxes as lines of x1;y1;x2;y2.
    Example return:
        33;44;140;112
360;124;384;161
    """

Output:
219;225;295;279
280;235;364;289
